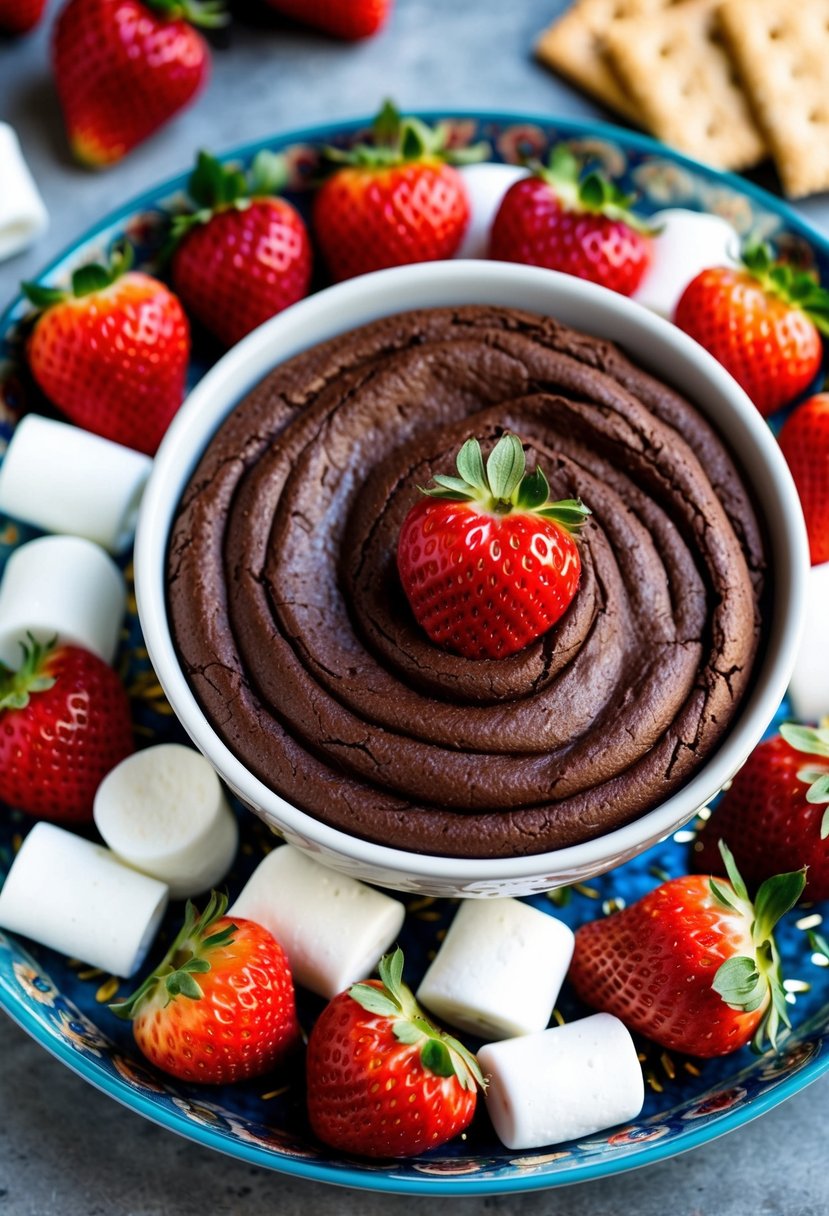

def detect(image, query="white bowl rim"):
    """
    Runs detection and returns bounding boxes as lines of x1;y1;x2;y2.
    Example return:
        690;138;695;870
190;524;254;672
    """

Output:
136;260;809;886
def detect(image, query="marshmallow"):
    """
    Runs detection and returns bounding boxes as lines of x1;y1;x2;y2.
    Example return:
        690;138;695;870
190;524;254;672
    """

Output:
93;744;239;900
456;163;528;259
0;535;126;668
416;898;574;1040
0;123;48;262
0;822;169;977
0;415;152;554
229;845;405;998
788;560;829;722
479;1013;644;1150
634;208;740;319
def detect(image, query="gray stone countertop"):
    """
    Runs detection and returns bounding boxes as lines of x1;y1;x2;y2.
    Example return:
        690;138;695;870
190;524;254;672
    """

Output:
2;0;829;1211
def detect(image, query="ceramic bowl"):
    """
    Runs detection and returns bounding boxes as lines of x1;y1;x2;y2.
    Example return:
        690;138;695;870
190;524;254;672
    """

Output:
135;259;808;898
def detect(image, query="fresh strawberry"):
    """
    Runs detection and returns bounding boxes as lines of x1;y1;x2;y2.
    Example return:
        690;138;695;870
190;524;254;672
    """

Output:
674;243;828;417
23;244;190;455
53;0;225;167
170;150;312;348
112;891;299;1083
488;146;654;296
695;725;829;901
264;0;389;39
397;432;590;660
0;0;46;34
312;100;486;282
306;948;483;1158
569;844;805;1058
778;392;829;564
0;634;134;823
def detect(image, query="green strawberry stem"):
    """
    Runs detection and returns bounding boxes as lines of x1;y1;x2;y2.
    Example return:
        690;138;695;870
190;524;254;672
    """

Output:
420;432;591;533
349;947;485;1092
143;0;228;28
0;633;57;710
110;891;236;1019
22;243;134;311
741;241;829;337
168;149;290;246
529;145;656;236
322;99;489;170
779;722;829;837
710;841;805;1052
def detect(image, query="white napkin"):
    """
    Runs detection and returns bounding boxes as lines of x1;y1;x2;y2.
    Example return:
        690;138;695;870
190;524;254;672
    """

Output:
0;122;48;261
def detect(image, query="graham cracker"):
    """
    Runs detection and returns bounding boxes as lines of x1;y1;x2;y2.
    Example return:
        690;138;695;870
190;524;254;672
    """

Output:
603;0;766;171
719;0;829;197
535;0;675;122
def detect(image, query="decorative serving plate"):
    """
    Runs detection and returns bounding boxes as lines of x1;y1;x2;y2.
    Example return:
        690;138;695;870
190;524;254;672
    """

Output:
0;111;827;1195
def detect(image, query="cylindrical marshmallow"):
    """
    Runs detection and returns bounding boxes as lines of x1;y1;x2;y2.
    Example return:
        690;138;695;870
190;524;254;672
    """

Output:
93;743;238;899
633;208;740;319
788;559;829;722
229;845;406;998
0;822;169;977
0;535;126;668
416;898;574;1040
0;123;48;262
456;163;528;259
0;415;153;554
479;1013;644;1150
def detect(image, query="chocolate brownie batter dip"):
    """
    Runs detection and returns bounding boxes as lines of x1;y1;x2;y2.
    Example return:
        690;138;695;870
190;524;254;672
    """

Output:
168;306;765;859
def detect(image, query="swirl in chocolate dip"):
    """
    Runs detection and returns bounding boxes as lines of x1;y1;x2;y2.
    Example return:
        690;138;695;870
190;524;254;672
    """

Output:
167;306;765;859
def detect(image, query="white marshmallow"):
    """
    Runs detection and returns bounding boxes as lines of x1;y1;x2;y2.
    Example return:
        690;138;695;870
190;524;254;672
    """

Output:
633;208;740;319
0;535;125;668
479;1013;644;1151
93;744;239;900
416;898;574;1040
456;163;528;259
0;123;48;262
0;415;152;554
229;845;405;998
0;822;169;977
788;560;829;722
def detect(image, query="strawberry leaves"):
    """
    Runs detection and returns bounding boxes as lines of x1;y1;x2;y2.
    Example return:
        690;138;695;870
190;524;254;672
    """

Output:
532;145;656;235
322;99;489;170
169;149;291;247
742;241;829;337
111;891;237;1020
779;722;829;837
0;633;57;711
419;432;591;533
709;841;805;1051
348;948;484;1092
23;243;134;311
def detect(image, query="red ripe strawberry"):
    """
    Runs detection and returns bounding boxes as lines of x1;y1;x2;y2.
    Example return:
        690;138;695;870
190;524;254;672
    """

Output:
695;725;829;900
53;0;225;167
778;392;829;564
488;146;654;296
569;844;805;1058
0;635;134;823
0;0;46;34
170;150;312;348
23;244;190;456
306;948;483;1158
112;892;299;1083
313;100;486;282
397;432;590;660
674;243;827;417
264;0;389;39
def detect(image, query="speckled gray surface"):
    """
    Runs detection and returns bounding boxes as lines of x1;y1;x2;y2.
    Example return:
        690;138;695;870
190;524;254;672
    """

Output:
2;0;829;1211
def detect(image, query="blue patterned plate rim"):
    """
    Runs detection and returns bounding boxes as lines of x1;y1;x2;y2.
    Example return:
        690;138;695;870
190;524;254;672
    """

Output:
2;108;829;1195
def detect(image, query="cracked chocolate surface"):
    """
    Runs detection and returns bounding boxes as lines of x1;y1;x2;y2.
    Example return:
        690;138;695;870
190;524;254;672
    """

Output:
167;306;765;858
